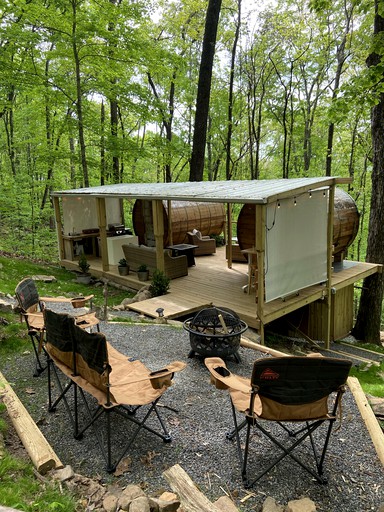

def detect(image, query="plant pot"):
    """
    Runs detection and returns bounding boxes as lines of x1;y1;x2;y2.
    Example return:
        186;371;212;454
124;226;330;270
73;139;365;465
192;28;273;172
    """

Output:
137;270;149;282
118;266;129;276
76;273;92;285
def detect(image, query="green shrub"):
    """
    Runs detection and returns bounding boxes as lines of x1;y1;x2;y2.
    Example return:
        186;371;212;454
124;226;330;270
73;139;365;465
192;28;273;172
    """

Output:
150;269;170;297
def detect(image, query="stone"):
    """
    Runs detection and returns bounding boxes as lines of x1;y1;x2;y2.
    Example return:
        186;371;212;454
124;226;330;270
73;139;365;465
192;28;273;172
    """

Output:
122;484;146;500
149;496;180;512
103;493;119;512
158;492;178;502
367;395;384;416
129;496;151;512
53;465;75;482
285;497;317;512
118;484;147;509
0;299;13;313
262;496;284;512
214;495;240;511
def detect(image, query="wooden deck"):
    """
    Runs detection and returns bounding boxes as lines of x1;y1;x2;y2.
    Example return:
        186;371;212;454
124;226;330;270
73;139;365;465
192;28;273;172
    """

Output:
61;247;381;337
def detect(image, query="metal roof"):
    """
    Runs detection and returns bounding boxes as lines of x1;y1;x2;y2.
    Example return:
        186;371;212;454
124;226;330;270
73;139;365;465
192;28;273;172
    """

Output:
52;177;339;204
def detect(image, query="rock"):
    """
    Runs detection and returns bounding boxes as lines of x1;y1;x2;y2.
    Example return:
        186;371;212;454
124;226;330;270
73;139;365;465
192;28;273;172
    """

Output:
129;496;151;512
103;493;119;512
118;484;146;510
285;497;317;512
158;492;178;502
214;495;239;511
53;465;75;482
262;497;284;512
122;484;146;500
149;495;180;512
367;395;384;417
135;289;152;302
0;299;13;313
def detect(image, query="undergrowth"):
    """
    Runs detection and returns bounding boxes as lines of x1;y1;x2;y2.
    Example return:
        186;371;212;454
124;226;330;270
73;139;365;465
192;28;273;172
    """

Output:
0;254;133;307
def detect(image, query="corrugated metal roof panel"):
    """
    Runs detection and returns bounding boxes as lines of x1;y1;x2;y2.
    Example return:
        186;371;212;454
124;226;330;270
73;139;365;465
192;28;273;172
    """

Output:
52;178;337;204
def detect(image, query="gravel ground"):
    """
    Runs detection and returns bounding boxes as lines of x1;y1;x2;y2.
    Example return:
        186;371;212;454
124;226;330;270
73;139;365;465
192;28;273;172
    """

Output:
2;303;384;512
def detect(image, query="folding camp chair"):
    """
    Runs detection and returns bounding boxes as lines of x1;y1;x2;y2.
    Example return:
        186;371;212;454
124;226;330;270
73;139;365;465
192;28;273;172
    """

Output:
15;278;99;376
44;308;186;473
205;355;352;488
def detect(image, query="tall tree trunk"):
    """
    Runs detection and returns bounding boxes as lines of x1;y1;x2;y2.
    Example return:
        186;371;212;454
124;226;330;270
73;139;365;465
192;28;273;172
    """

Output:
100;101;106;185
325;3;353;176
147;72;175;183
72;0;89;187
352;0;384;344
110;97;119;183
4;87;17;177
225;0;241;181
189;0;222;182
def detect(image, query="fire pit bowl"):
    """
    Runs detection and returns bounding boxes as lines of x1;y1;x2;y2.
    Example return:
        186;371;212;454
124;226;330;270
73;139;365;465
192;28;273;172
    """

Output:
183;306;247;362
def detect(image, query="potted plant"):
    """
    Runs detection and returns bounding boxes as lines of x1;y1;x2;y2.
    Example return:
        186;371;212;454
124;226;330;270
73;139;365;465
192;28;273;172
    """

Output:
137;263;149;282
118;258;129;276
77;253;92;284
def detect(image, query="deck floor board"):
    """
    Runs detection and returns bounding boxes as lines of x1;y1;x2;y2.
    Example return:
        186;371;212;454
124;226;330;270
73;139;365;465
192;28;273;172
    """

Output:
63;248;381;333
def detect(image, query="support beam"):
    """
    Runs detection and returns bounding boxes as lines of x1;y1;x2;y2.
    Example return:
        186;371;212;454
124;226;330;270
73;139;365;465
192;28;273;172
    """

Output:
325;184;335;349
96;197;109;272
0;371;63;474
53;197;65;261
153;199;165;272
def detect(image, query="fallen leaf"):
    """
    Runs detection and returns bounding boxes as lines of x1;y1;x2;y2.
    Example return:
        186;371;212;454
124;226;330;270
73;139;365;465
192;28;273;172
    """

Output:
113;456;132;476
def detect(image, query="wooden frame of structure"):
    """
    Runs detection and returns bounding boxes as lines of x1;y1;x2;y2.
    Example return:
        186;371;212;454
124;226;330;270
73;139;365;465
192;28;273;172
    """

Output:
52;178;382;348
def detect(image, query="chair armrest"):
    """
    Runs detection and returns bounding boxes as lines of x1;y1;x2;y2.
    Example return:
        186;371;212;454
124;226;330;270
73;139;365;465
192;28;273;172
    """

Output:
111;361;186;389
205;357;251;393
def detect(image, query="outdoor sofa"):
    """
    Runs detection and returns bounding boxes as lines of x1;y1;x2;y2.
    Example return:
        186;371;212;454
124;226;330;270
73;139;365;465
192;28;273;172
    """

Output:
122;243;188;279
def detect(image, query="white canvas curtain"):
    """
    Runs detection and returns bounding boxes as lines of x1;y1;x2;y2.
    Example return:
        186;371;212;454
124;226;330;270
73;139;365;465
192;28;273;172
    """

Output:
264;189;328;303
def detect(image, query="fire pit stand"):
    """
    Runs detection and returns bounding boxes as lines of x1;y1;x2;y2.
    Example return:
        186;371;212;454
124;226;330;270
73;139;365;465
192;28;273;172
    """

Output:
183;306;248;363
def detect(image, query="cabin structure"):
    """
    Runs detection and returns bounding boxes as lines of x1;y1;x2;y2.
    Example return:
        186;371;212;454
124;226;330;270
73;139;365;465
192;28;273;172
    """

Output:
51;178;381;348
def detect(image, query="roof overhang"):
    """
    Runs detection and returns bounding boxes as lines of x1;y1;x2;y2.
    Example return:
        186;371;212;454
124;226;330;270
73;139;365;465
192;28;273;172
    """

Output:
52;177;347;205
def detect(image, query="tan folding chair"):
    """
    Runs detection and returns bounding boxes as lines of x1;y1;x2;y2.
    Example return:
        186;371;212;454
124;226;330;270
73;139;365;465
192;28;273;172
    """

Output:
15;277;99;376
44;308;186;473
206;355;352;487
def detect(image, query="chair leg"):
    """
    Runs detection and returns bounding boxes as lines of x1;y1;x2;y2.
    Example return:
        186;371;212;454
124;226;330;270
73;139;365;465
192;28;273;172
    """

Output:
29;332;46;377
246;419;329;487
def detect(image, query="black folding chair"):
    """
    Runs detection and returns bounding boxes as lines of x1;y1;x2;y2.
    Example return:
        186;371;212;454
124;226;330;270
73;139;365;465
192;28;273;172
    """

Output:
44;308;186;473
15;277;99;376
206;355;352;488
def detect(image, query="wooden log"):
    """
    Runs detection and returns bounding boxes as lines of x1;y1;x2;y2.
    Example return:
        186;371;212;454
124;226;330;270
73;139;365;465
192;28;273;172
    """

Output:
163;464;222;512
347;376;384;467
0;371;63;474
240;337;290;358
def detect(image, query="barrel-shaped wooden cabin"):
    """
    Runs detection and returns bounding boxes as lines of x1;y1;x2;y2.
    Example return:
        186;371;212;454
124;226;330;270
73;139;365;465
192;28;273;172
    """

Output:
237;188;360;263
132;200;225;246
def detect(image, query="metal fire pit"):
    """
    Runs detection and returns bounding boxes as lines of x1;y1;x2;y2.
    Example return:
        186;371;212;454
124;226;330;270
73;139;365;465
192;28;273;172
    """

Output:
183;306;247;362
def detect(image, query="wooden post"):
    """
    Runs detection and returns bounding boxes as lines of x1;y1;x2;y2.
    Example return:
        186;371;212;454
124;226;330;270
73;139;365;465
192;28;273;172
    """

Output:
167;200;173;246
255;204;266;344
53;197;65;261
96;197;109;272
325;185;335;349
227;203;232;269
153;200;165;272
0;371;63;474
